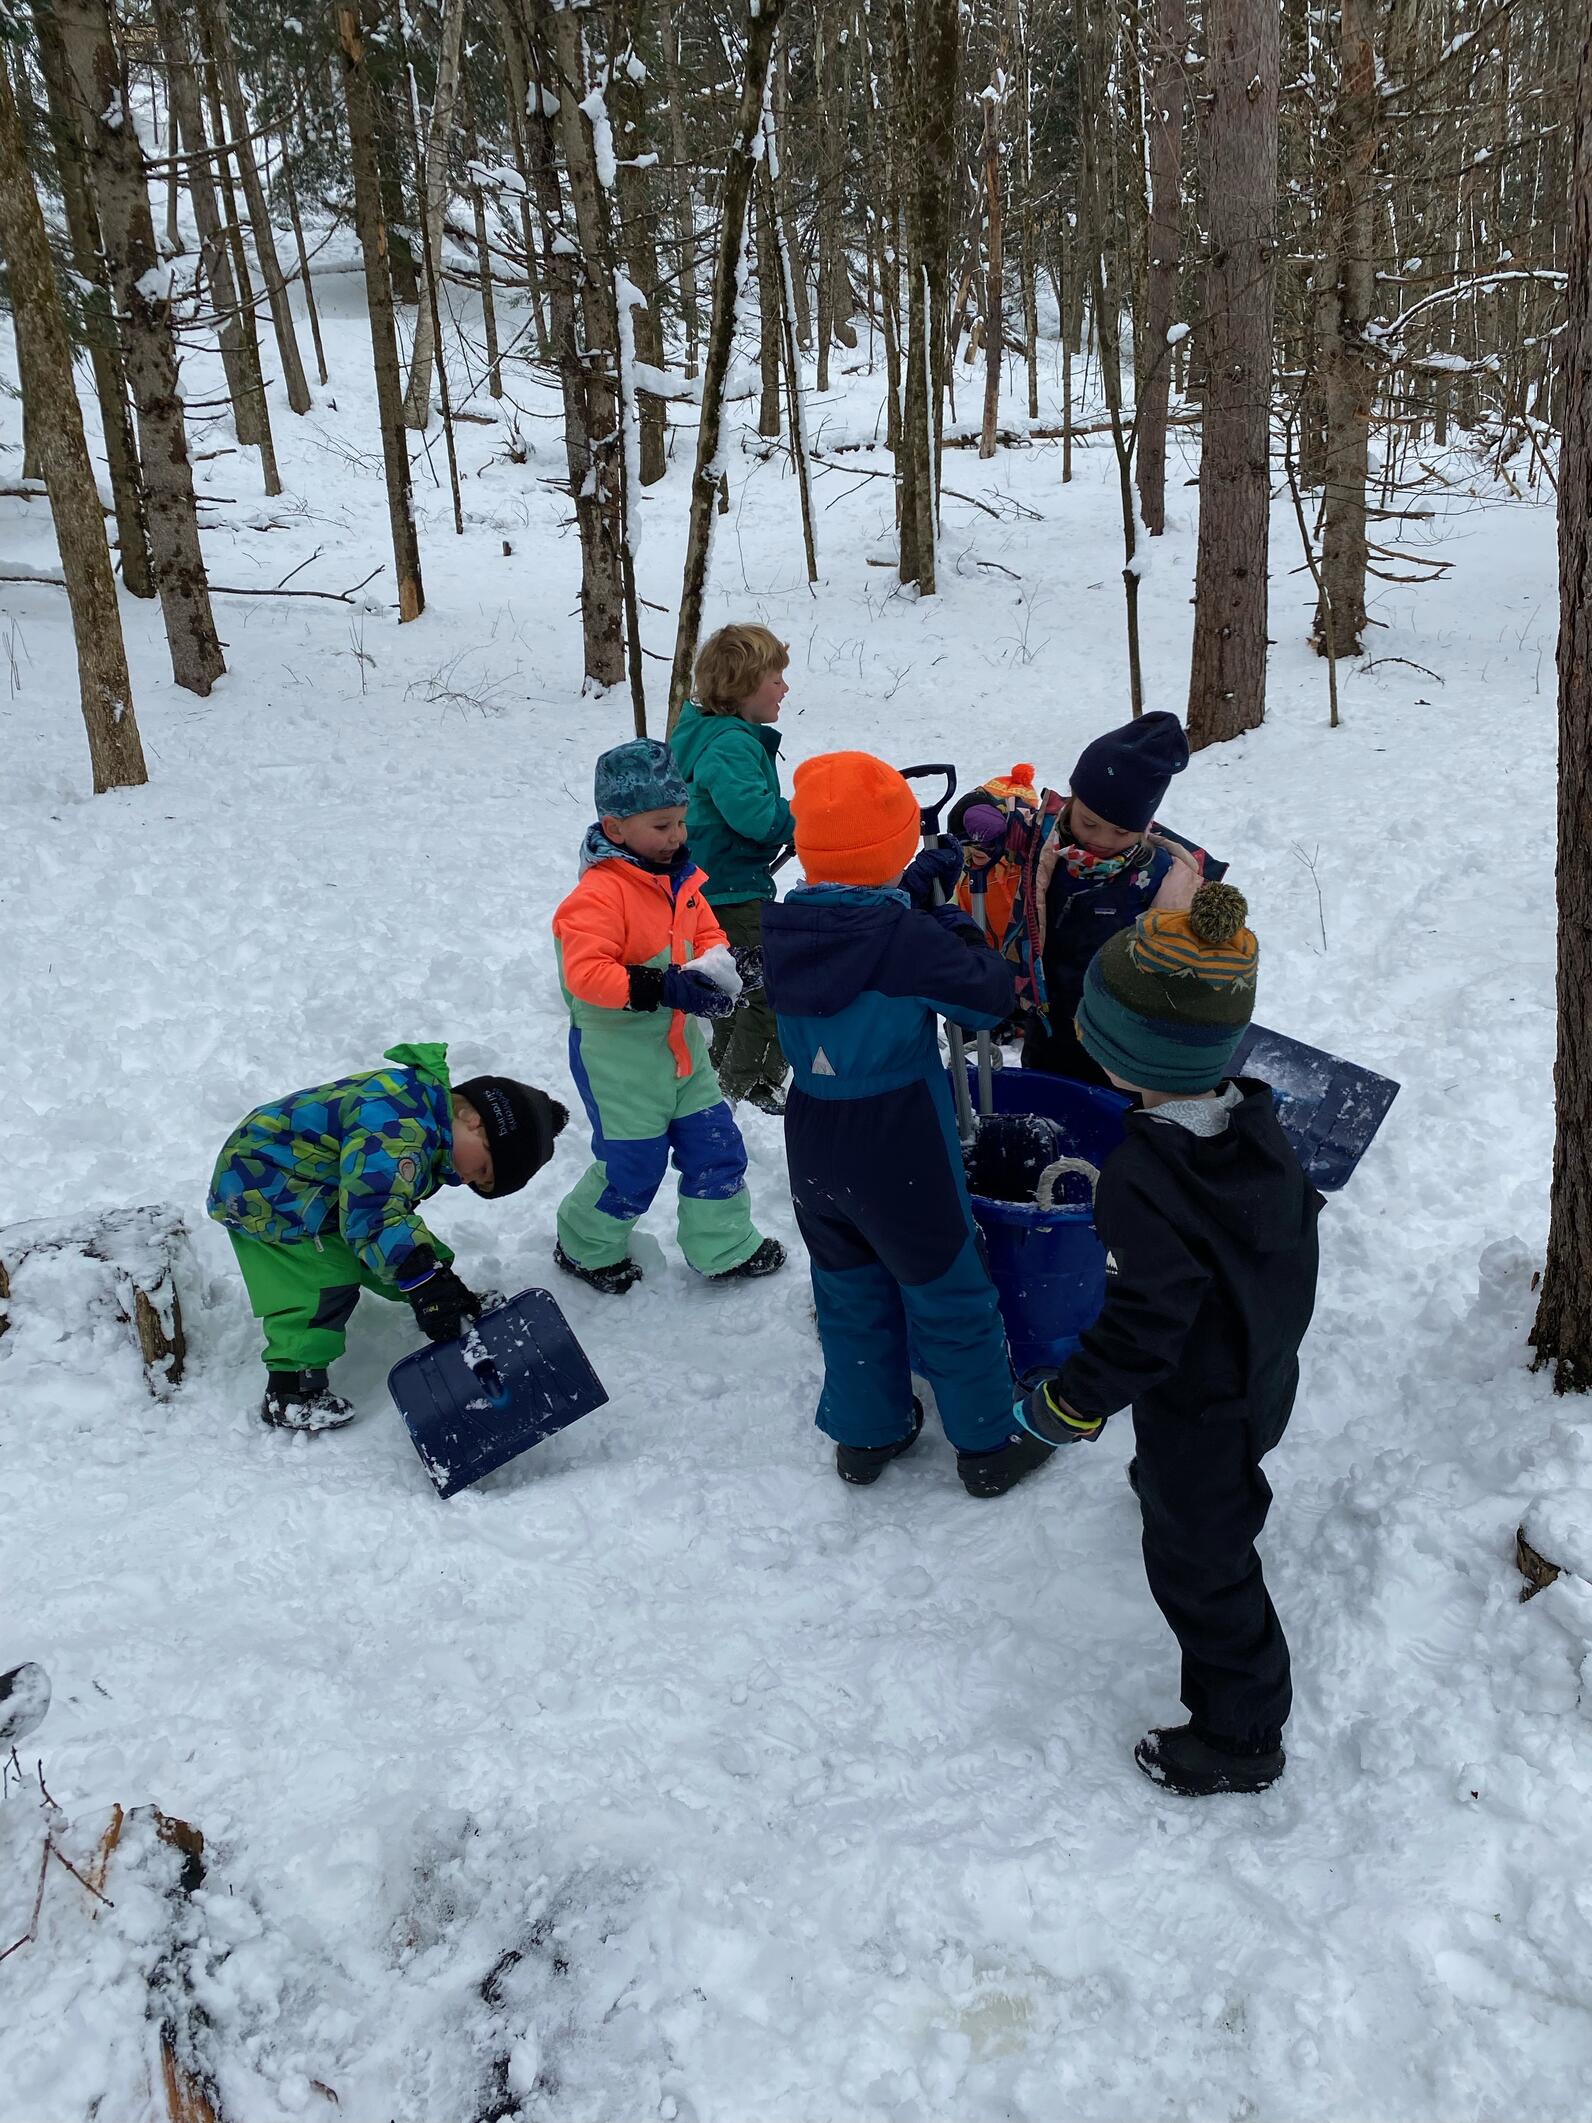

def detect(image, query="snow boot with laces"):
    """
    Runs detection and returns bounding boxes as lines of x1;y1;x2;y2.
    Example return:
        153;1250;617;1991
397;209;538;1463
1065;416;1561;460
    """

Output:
260;1368;356;1434
554;1242;643;1297
836;1398;924;1486
1134;1722;1286;1797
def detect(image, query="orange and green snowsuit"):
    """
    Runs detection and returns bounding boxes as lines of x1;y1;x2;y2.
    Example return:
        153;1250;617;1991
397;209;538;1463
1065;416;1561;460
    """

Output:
552;831;764;1276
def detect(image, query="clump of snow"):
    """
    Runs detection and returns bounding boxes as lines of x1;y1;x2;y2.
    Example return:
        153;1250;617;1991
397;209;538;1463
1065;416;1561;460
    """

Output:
691;944;743;998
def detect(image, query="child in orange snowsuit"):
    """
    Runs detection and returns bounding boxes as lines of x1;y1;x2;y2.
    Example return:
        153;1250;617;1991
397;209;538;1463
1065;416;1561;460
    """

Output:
552;738;784;1295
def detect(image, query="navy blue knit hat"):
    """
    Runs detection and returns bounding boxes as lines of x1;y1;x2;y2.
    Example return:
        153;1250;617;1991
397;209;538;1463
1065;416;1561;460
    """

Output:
1070;711;1189;833
594;738;688;820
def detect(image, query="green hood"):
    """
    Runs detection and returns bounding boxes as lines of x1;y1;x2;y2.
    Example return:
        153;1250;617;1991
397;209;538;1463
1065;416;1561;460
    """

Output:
384;1041;453;1092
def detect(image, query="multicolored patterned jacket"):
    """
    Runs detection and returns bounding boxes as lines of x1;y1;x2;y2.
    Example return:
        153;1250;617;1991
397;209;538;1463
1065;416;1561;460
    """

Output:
999;791;1226;1031
207;1042;459;1285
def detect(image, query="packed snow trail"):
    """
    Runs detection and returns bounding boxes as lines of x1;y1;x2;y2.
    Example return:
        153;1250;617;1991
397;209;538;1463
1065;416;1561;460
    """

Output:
3;260;1590;2119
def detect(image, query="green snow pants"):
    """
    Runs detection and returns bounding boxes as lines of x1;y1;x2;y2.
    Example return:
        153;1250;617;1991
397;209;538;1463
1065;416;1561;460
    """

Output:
228;1228;449;1371
707;899;787;1100
557;1023;762;1277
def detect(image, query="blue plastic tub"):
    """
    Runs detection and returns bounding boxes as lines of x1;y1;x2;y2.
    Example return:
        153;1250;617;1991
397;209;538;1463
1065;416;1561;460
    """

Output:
959;1065;1131;1376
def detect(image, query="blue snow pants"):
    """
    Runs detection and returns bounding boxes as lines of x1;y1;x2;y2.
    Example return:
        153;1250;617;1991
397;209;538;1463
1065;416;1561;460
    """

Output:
786;1074;1014;1454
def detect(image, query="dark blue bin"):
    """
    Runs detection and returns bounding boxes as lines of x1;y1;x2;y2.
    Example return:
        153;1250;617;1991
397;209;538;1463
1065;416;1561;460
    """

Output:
960;1066;1130;1376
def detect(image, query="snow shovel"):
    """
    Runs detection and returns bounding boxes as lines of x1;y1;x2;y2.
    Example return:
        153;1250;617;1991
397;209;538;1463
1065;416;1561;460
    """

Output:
900;762;978;1147
388;1287;609;1499
1229;1022;1400;1193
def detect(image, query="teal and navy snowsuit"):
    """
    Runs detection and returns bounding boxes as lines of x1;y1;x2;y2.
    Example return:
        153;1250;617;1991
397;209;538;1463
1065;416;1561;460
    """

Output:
761;885;1017;1453
207;1041;460;1371
552;829;764;1276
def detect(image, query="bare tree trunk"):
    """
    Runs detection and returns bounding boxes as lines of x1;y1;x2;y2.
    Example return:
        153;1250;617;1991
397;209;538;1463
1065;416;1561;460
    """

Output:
1531;23;1592;1392
29;0;153;598
337;3;424;621
610;18;668;487
403;0;466;427
1185;0;1278;749
0;50;145;792
57;0;225;695
544;2;627;692
667;1;787;730
774;39;812;352
1137;0;1186;535
198;0;312;415
148;0;265;459
978;61;1006;461
757;176;784;438
660;0;701;379
199;48;279;492
282;136;329;386
1314;0;1379;656
760;106;818;585
493;0;551;362
815;0;844;393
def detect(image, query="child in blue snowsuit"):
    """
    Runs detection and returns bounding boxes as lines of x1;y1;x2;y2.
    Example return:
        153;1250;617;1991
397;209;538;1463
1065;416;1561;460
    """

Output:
762;750;1053;1499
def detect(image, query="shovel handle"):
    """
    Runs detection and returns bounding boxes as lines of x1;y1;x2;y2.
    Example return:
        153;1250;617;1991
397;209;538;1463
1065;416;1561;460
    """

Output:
899;763;958;838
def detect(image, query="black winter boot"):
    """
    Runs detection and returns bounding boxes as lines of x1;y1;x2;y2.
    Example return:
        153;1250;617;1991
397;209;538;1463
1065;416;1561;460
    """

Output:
836;1399;924;1486
744;1082;788;1117
957;1427;1056;1498
1127;1455;1141;1498
708;1237;786;1282
554;1242;643;1296
260;1369;356;1434
1134;1722;1286;1797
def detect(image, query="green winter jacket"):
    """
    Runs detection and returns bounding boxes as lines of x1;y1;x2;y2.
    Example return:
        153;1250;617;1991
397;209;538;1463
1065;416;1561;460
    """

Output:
671;700;795;905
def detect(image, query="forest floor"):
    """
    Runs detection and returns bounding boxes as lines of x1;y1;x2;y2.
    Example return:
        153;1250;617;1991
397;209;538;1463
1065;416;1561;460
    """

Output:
3;252;1590;2122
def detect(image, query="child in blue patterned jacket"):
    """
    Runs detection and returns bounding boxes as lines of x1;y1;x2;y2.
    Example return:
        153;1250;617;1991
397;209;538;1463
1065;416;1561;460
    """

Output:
208;1041;566;1432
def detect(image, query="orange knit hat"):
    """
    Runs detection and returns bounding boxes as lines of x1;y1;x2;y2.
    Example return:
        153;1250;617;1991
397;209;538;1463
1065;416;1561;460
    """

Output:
793;751;921;887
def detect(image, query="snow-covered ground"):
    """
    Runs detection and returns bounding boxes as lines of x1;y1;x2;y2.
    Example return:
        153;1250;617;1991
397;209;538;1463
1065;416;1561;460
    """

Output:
5;246;1592;2120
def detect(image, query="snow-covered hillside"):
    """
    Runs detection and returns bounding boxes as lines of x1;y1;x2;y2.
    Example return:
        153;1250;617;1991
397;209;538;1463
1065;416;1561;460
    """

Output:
4;251;1591;2120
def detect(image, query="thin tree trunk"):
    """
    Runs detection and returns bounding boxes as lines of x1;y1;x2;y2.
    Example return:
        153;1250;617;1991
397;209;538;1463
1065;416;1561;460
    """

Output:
469;170;502;398
757;176;784;438
1531;22;1592;1391
659;0;701;379
544;2;627;693
610;16;668;487
1137;0;1186;535
760;110;818;585
493;0;551;363
57;0;225;695
0;50;145;791
337;3;424;621
1185;0;1279;749
200;49;279;495
198;0;312;415
148;0;266;464
815;0;843;393
1314;0;1379;655
978;64;1006;461
29;0;153;597
774;39;812;352
667;1;787;730
403;0;466;427
282;139;329;386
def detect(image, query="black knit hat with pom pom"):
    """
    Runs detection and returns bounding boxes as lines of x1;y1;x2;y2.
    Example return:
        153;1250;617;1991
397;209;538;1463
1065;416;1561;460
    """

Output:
1074;880;1258;1092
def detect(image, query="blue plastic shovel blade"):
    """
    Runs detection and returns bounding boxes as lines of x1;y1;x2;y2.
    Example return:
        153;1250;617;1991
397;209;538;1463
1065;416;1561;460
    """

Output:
388;1287;609;1498
1230;1022;1400;1193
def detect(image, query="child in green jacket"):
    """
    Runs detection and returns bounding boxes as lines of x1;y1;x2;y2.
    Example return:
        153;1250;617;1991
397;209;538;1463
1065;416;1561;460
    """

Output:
208;1042;565;1432
670;625;796;1114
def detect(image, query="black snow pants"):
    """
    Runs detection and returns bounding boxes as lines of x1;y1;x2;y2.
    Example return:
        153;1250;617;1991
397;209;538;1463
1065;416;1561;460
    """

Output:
1132;1376;1295;1750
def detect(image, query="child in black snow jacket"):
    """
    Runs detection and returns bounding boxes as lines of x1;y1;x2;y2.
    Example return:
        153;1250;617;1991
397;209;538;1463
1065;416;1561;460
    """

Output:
1016;882;1322;1797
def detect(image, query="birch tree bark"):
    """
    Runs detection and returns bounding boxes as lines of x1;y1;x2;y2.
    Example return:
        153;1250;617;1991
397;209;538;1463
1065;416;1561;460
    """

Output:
337;3;424;622
0;49;146;792
56;0;225;695
1531;21;1592;1391
667;0;787;728
1185;0;1279;748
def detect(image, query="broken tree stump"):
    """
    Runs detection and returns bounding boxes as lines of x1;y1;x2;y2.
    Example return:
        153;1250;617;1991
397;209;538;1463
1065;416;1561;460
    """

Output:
0;1204;190;1393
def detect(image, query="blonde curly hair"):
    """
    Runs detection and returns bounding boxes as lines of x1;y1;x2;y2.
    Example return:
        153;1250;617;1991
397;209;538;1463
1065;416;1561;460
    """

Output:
692;624;789;714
